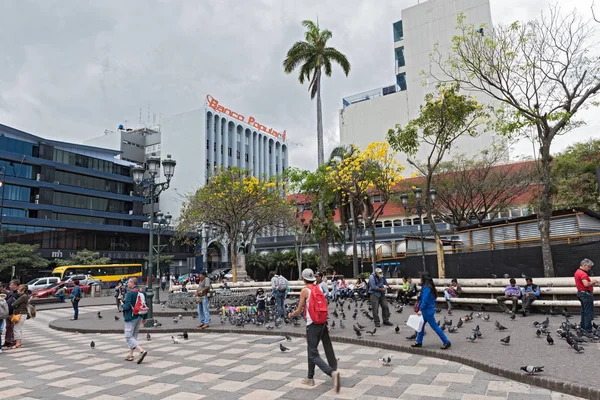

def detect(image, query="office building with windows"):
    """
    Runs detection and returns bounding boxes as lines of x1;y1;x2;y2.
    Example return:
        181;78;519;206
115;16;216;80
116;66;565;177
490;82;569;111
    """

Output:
0;123;194;270
339;0;498;170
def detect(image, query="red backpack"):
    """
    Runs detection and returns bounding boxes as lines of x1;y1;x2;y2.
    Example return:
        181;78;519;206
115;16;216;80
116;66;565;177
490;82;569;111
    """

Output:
132;290;149;316
305;284;328;324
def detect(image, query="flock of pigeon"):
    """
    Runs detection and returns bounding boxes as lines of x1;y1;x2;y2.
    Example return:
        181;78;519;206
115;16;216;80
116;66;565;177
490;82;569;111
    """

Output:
93;294;598;377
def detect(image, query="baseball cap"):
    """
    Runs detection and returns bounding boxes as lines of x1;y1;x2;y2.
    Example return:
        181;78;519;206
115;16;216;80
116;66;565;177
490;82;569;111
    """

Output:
302;268;316;282
375;268;383;277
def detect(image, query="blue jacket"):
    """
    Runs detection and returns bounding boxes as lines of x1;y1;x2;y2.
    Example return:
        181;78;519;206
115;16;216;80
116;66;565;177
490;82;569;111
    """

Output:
69;285;81;300
521;284;540;297
122;286;142;322
418;286;436;313
368;274;388;297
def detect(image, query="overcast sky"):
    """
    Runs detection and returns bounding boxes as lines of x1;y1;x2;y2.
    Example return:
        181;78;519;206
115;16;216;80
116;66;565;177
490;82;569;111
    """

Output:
0;0;598;171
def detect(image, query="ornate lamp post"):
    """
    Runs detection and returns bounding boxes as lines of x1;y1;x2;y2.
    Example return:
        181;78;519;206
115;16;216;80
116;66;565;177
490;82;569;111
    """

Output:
400;187;436;272
132;154;176;327
153;211;172;304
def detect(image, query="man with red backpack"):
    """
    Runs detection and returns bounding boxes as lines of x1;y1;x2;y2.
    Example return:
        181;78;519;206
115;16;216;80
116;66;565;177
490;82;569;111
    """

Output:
287;268;340;393
121;278;148;364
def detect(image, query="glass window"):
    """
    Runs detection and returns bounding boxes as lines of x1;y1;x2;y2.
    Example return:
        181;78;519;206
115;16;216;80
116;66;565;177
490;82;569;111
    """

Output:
396;72;407;91
393;20;403;41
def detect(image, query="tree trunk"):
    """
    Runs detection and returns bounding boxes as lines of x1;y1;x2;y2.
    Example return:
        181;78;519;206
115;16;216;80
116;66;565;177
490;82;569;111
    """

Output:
315;81;330;271
434;232;445;278
350;200;359;277
425;173;445;278
538;139;555;277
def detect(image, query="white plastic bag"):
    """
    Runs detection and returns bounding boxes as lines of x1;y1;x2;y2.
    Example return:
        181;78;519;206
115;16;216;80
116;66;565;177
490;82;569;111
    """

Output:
407;314;425;332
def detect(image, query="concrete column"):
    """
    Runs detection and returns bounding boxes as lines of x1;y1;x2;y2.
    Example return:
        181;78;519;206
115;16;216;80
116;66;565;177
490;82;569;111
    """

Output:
223;120;229;168
207;114;214;177
215;117;222;170
232;125;239;169
269;140;275;178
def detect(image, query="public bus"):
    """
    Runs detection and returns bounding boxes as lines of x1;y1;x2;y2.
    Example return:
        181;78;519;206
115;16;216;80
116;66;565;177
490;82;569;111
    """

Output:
52;264;143;287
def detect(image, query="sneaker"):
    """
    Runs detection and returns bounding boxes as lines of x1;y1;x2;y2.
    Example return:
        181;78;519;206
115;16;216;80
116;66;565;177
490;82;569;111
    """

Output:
332;371;341;393
440;342;451;350
374;323;381;328
383;321;393;326
137;350;147;364
410;343;422;348
447;310;453;316
301;378;315;387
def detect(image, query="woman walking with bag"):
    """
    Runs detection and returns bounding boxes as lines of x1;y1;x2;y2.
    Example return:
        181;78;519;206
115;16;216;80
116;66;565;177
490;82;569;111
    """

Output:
69;280;82;321
411;273;451;350
9;284;29;349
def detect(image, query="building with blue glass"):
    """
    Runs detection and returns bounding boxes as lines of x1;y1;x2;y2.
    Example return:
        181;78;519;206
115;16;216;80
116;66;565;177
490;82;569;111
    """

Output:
0;123;195;273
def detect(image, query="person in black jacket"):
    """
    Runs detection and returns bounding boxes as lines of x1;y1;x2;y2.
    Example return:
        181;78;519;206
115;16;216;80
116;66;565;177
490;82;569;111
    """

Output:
4;280;20;348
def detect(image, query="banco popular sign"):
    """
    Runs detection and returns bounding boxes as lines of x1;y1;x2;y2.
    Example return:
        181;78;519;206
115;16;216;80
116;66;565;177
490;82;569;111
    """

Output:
206;94;287;141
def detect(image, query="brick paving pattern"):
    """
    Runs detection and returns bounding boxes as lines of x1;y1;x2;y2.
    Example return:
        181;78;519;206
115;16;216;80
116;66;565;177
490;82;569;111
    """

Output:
0;306;587;400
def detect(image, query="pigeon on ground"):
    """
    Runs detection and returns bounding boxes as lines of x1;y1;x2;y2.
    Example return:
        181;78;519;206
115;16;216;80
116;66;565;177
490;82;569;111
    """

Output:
114;315;120;321
448;326;458;333
396;306;403;314
355;329;362;338
340;320;345;329
521;365;544;375
357;323;366;330
331;321;336;328
178;331;189;340
406;332;417;340
496;322;508;331
265;324;274;330
434;307;442;313
173;318;179;324
456;319;464;328
285;335;292;341
395;325;400;334
536;329;542;338
500;335;510;345
573;342;584;353
171;336;179;344
466;333;477;342
280;343;290;352
90;340;95;348
146;333;151;341
482;314;490;322
379;355;392;366
97;312;103;319
366;328;377;336
178;314;183;320
509;313;516;321
546;334;554;345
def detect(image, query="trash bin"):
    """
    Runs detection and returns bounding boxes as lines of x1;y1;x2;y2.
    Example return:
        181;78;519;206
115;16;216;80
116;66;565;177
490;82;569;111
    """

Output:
91;285;97;297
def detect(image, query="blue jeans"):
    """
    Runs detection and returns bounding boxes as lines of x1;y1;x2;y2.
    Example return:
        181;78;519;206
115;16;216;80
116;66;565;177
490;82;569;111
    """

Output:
71;299;79;320
0;319;4;348
197;297;210;325
416;309;450;345
444;290;457;309
56;294;66;303
577;291;594;333
273;290;286;318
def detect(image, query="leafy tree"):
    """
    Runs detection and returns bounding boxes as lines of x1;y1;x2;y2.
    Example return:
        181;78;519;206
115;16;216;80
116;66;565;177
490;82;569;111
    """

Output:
283;19;351;270
329;251;350;274
246;252;271;281
0;243;48;279
430;147;537;227
433;7;600;276
177;168;294;282
550;139;600;211
388;83;489;278
55;249;111;267
327;142;404;273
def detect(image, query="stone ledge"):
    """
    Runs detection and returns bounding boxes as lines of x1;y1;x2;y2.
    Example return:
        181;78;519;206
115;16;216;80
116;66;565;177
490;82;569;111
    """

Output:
47;319;598;399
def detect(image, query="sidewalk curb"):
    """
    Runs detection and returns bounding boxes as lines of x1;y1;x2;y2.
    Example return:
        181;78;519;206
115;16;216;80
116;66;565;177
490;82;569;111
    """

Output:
47;321;597;399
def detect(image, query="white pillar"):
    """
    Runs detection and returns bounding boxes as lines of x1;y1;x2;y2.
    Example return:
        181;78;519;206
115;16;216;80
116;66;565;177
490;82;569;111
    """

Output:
223;120;229;169
233;125;239;169
215;118;222;170
208;114;214;177
269;140;275;178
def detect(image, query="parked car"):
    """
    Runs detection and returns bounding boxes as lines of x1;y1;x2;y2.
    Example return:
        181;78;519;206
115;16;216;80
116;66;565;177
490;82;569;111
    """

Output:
209;268;231;281
25;277;61;292
63;274;101;286
31;281;91;299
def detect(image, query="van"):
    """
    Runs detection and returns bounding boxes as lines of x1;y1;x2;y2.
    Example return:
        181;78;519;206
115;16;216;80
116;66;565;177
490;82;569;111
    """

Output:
25;277;61;292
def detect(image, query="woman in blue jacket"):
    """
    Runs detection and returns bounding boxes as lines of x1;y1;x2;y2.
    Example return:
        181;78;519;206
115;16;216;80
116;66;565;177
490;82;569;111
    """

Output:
411;273;451;350
69;280;81;321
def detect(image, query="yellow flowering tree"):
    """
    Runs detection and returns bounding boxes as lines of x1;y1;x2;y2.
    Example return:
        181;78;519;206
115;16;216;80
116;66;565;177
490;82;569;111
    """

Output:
327;142;404;273
176;168;294;282
387;83;489;277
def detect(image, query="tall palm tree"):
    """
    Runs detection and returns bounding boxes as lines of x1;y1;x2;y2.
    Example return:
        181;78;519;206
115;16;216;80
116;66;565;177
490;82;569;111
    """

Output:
283;20;351;167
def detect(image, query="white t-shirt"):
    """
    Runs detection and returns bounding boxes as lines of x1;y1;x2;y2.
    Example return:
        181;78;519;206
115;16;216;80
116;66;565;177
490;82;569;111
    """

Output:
305;287;313;326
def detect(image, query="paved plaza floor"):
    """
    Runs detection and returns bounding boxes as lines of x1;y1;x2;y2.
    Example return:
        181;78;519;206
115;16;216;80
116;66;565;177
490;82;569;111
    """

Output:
0;306;587;400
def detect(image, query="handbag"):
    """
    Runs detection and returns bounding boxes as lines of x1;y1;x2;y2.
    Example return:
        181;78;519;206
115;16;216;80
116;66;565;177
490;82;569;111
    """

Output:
11;313;21;323
413;300;421;313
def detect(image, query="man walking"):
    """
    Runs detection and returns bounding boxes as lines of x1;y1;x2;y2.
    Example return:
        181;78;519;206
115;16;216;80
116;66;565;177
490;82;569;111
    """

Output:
270;271;288;319
196;271;211;329
287;268;340;393
574;258;597;334
496;278;521;314
121;278;148;364
368;268;393;327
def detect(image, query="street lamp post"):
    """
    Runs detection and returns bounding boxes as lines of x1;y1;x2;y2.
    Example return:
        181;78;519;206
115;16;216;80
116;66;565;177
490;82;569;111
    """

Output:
132;154;176;327
400;187;436;272
0;166;6;244
153;211;172;304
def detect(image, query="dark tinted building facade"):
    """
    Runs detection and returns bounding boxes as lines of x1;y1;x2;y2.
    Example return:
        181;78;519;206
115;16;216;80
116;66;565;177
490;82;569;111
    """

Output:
0;123;194;269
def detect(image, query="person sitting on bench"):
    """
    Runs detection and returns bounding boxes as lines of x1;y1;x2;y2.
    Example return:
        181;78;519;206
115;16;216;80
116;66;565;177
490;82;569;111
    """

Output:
496;278;521;314
520;277;540;316
443;279;462;315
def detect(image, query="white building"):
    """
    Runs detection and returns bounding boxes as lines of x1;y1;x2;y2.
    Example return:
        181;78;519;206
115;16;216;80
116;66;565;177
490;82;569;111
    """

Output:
339;0;499;171
86;94;289;221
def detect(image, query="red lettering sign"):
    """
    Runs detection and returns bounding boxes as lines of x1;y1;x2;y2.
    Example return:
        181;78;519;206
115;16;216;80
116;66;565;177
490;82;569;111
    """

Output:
206;94;287;140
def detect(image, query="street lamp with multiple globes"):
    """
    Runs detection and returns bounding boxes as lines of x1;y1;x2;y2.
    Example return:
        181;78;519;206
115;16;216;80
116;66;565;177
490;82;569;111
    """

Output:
153;210;172;304
400;187;437;272
132;154;176;327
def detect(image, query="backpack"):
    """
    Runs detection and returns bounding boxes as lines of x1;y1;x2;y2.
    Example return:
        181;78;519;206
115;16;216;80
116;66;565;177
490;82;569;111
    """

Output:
305;284;328;324
276;276;288;292
132;290;149;316
0;299;8;320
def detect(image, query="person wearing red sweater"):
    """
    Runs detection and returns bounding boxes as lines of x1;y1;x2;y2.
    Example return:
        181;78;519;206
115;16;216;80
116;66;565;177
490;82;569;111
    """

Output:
574;258;597;334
